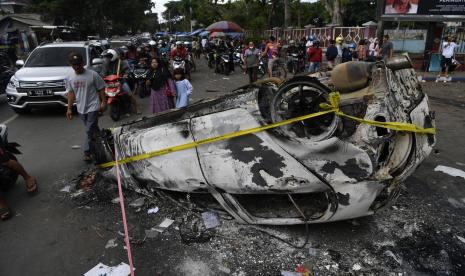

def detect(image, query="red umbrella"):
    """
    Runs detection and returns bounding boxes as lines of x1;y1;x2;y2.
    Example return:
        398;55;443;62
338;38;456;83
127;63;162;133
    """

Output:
209;31;226;38
206;21;243;33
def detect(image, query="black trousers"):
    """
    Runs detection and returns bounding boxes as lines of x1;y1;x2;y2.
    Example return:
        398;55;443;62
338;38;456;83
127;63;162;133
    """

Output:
247;66;258;83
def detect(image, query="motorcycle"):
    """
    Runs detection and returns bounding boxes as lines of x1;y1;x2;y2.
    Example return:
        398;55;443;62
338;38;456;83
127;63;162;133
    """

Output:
104;74;131;121
206;50;216;69
130;66;149;98
0;124;20;189
233;47;243;67
172;56;191;79
287;53;305;74
258;57;287;79
187;53;196;73
216;53;231;75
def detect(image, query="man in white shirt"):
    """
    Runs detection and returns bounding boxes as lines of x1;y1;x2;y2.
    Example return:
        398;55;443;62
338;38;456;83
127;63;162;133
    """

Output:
440;36;457;79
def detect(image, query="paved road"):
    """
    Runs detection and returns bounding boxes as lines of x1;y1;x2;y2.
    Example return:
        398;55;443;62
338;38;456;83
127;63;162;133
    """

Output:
1;62;464;275
0;60;248;275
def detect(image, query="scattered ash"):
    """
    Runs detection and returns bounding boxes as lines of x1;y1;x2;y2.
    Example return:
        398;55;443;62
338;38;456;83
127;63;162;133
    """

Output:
62;169;465;275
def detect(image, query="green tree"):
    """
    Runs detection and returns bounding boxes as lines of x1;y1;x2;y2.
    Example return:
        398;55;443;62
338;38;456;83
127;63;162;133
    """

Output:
28;0;154;36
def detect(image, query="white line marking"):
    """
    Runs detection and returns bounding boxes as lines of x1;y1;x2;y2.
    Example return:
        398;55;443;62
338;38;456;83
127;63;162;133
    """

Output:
1;114;18;125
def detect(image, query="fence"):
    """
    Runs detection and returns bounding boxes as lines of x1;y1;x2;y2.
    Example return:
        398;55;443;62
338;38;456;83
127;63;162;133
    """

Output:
257;26;371;47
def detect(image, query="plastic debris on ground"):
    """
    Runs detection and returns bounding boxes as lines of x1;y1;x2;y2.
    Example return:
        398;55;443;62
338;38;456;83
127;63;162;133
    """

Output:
84;262;133;276
71;145;81;149
434;165;465;180
111;197;120;204
456;235;465;244
145;229;159;239
105;238;118;249
152;218;174;233
201;211;221;229
129;197;145;208
60;185;71;193
80;171;97;190
147;207;159;215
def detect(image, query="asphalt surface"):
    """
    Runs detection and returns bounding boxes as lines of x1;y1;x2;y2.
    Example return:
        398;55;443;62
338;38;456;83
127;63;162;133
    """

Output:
0;59;248;276
0;61;464;275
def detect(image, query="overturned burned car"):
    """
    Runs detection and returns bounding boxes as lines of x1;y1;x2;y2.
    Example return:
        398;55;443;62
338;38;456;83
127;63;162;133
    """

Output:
95;55;435;225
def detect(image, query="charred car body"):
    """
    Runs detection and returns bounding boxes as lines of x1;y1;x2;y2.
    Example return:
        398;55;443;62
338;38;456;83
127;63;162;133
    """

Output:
95;55;435;225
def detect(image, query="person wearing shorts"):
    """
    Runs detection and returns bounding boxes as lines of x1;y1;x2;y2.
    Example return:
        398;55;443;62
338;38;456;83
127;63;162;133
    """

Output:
440;36;457;80
0;141;37;220
264;36;280;77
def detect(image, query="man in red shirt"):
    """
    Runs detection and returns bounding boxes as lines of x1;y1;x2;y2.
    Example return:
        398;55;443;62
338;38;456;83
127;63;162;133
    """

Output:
170;41;188;60
307;40;323;73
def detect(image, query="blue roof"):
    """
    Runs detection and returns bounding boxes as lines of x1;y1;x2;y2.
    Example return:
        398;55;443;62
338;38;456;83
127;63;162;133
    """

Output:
199;31;210;37
189;28;204;36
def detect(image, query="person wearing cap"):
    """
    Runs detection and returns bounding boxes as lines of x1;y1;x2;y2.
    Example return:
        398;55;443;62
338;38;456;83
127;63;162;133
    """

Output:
66;52;107;162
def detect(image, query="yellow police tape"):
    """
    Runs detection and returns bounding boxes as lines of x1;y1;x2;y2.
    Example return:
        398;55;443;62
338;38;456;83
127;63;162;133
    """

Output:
99;92;436;169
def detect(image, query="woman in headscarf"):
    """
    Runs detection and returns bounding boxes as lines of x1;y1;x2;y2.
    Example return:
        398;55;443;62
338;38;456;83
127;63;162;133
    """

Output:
146;58;173;114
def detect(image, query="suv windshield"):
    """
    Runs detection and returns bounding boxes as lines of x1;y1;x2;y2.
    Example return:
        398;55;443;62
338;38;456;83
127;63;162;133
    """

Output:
25;47;86;67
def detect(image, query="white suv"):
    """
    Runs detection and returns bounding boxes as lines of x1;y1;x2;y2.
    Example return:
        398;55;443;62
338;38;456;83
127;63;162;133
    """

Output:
6;41;104;113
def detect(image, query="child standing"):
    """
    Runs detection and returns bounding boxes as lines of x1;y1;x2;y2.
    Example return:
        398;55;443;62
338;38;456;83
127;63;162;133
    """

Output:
173;68;193;108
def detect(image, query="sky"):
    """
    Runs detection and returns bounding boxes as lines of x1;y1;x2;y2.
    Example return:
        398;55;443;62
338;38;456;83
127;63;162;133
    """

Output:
152;0;317;22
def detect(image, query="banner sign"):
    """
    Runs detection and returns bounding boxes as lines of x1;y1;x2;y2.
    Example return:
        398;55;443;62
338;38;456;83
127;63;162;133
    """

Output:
384;0;465;16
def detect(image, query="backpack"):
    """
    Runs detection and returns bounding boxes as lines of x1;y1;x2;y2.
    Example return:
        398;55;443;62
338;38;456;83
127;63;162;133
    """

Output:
342;48;352;62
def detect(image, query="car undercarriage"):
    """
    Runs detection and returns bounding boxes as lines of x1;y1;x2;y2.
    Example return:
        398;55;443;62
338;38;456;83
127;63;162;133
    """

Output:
95;55;436;225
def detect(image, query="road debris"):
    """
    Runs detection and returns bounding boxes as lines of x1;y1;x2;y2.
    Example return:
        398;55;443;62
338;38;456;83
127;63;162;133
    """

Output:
145;229;159;239
147;207;159;215
105;238;118;249
434;165;465;180
128;197;145;208
60;185;71;193
152;218;174;233
111;197;120;204
201;211;220;229
84;262;133;276
71;145;81;149
456;235;465;244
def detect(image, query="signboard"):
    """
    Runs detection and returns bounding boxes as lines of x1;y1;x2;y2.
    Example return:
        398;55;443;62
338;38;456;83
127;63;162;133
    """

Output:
382;0;465;21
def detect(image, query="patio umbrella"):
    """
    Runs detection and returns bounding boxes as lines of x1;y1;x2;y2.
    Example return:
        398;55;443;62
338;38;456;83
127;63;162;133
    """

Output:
209;31;226;38
206;21;243;33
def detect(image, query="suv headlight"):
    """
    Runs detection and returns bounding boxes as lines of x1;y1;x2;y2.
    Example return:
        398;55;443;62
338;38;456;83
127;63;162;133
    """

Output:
8;76;19;88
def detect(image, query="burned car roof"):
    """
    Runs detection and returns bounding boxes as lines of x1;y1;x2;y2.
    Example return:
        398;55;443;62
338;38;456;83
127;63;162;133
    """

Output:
95;55;436;225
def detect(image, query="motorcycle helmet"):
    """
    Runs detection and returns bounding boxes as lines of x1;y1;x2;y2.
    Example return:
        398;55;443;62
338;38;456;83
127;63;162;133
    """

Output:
176;41;182;47
149;40;156;46
102;49;118;62
335;37;344;44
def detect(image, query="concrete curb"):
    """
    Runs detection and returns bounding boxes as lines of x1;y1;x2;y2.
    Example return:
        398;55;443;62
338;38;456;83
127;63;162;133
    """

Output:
418;76;465;83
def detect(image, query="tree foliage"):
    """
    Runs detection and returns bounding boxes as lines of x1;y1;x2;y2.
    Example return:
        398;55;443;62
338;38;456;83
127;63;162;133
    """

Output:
161;0;330;32
27;0;155;36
